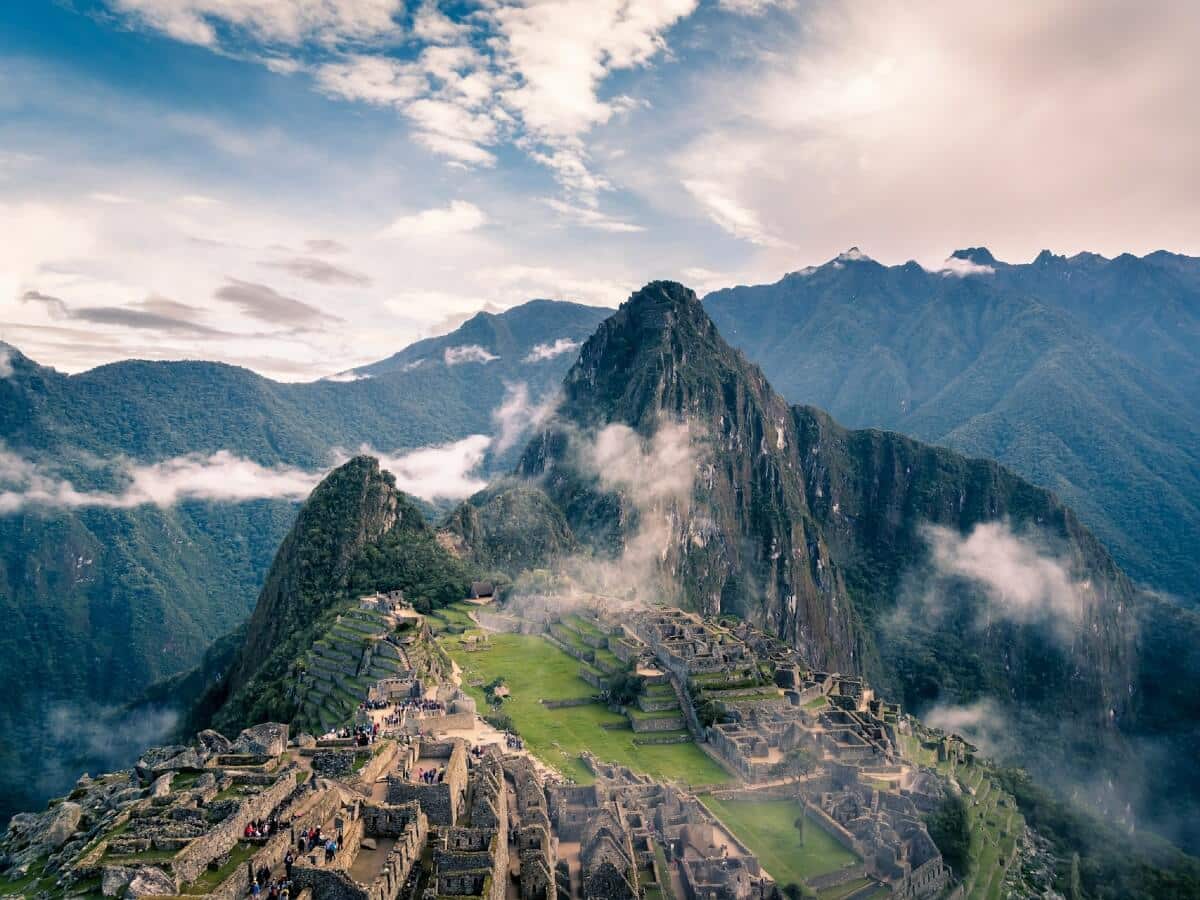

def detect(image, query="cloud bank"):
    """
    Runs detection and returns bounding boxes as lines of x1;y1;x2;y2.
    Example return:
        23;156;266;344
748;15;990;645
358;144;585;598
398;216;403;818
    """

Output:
372;435;491;501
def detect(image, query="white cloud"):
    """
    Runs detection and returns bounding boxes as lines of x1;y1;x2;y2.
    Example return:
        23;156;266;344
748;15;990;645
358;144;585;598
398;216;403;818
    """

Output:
380;200;488;238
108;0;403;48
321;371;372;382
88;191;135;204
717;0;791;11
483;263;628;310
315;55;426;106
923;699;1008;757
681;177;782;247
444;344;499;365
412;0;468;44
373;435;491;501
0;447;320;512
492;382;557;453
0;347;13;379
922;521;1088;642
0;435;492;509
938;256;996;277
669;0;1200;266
588;421;695;509
524;337;580;363
542;197;644;233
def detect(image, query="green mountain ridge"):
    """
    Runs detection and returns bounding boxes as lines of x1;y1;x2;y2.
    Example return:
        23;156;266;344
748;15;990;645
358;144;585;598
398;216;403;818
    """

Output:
0;300;607;821
704;249;1200;599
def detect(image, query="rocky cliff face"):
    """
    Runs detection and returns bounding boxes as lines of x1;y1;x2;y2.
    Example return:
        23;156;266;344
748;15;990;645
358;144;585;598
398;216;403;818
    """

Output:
482;281;1136;729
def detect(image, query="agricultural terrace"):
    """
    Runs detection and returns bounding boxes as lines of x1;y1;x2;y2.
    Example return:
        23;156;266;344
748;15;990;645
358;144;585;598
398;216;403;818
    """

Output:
441;630;729;788
897;733;1024;900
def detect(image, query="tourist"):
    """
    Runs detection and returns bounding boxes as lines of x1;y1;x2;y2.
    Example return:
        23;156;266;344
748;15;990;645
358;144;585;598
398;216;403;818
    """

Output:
324;838;337;863
284;850;295;879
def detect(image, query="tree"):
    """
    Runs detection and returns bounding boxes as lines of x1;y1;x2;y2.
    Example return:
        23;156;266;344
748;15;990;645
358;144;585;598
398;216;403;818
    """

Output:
925;793;971;876
794;815;806;846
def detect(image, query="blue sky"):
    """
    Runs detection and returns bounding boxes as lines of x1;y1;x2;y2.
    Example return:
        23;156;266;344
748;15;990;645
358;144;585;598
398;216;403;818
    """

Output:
1;0;1198;378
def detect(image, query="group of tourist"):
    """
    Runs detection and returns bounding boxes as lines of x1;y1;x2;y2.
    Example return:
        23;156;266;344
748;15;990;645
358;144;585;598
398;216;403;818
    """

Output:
353;722;378;747
504;732;524;751
242;818;278;839
414;766;447;784
251;861;295;900
296;825;339;857
249;874;293;900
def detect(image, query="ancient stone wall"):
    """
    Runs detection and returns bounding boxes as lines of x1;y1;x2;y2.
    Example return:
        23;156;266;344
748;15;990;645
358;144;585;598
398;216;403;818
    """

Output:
173;770;299;884
354;741;400;789
312;750;358;778
629;714;685;733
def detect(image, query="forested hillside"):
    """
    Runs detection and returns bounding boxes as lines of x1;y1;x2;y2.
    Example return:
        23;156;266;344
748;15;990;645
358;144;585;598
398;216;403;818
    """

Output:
705;249;1200;600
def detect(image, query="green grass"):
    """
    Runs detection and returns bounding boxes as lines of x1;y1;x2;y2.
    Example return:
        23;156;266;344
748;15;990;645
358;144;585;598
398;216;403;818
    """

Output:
699;796;858;887
445;633;728;787
627;704;681;720
429;603;477;633
816;877;872;899
0;859;55;896
181;841;259;894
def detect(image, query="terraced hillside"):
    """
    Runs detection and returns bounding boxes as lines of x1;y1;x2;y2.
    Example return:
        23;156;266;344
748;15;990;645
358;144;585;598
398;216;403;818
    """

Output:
897;729;1027;900
293;605;450;733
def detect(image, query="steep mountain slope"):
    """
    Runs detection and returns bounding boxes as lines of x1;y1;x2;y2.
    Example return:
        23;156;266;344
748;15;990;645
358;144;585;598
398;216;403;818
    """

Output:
481;283;1135;738
191;455;471;735
704;250;1200;599
0;299;603;820
352;299;609;379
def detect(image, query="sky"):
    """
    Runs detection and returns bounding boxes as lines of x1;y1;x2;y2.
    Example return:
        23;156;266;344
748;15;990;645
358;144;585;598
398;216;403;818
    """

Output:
1;0;1198;380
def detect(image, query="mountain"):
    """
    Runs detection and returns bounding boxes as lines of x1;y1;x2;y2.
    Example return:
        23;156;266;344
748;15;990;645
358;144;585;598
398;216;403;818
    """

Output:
351;299;609;380
191;455;472;734
1;300;611;468
703;250;1200;600
460;282;1137;741
0;300;607;821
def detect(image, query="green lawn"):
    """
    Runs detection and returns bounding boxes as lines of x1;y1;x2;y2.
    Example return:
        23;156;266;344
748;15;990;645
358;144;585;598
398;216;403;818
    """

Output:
445;633;728;787
816;877;872;899
429;603;477;633
700;796;859;887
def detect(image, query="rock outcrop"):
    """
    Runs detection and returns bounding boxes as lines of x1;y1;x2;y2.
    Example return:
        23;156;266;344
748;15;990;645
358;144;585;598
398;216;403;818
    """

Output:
460;281;1137;734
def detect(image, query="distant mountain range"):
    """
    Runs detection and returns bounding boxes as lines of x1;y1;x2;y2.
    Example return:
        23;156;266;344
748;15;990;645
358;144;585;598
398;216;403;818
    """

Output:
706;247;1200;600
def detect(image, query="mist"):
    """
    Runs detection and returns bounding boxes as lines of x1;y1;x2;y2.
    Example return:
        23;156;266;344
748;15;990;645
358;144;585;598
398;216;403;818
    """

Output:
912;521;1089;644
507;418;701;611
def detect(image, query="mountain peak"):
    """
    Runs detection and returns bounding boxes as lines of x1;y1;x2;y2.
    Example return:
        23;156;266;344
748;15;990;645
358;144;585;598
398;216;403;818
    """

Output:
950;247;998;265
835;246;873;263
1034;249;1066;265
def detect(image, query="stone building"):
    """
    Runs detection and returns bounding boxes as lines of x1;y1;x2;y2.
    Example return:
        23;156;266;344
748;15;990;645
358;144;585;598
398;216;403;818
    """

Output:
385;739;469;825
